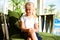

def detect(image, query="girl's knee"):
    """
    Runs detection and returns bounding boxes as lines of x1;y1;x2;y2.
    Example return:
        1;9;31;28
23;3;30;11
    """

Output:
27;37;32;40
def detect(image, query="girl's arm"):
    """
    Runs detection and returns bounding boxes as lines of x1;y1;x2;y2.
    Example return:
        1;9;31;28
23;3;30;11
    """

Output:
20;21;29;32
34;23;38;32
34;17;39;32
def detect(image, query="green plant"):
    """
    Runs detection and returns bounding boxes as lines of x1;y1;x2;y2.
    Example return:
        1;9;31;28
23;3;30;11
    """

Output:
10;0;26;16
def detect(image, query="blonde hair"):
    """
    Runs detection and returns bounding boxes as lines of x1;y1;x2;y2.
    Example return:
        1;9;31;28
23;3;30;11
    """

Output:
25;2;34;8
25;2;37;18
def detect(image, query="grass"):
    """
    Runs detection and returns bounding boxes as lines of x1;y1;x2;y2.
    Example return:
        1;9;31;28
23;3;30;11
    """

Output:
38;32;60;40
11;32;60;40
54;36;60;40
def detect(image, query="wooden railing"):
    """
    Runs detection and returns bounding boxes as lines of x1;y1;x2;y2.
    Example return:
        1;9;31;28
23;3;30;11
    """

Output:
38;14;55;33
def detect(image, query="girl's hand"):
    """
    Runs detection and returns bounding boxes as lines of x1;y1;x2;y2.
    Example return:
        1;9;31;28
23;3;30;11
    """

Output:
28;28;35;34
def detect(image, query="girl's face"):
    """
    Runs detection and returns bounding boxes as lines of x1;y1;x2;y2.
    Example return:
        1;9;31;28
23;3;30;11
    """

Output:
25;4;34;16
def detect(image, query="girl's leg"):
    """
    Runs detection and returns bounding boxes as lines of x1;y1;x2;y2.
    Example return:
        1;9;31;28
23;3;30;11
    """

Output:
31;32;38;40
28;32;38;40
27;37;32;40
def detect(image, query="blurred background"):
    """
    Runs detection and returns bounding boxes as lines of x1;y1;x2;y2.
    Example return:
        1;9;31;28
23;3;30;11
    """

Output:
0;0;60;40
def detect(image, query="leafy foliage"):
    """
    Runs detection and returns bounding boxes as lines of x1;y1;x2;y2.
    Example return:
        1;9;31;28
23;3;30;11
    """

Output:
48;4;55;13
11;0;26;13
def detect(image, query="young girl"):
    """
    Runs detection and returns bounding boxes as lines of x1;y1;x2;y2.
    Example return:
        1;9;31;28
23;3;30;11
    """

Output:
20;2;42;40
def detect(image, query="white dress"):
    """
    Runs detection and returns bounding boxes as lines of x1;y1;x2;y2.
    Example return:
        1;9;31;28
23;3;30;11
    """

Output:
21;15;38;29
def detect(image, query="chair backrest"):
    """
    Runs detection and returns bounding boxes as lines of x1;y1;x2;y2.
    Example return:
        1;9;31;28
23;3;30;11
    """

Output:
15;20;21;29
